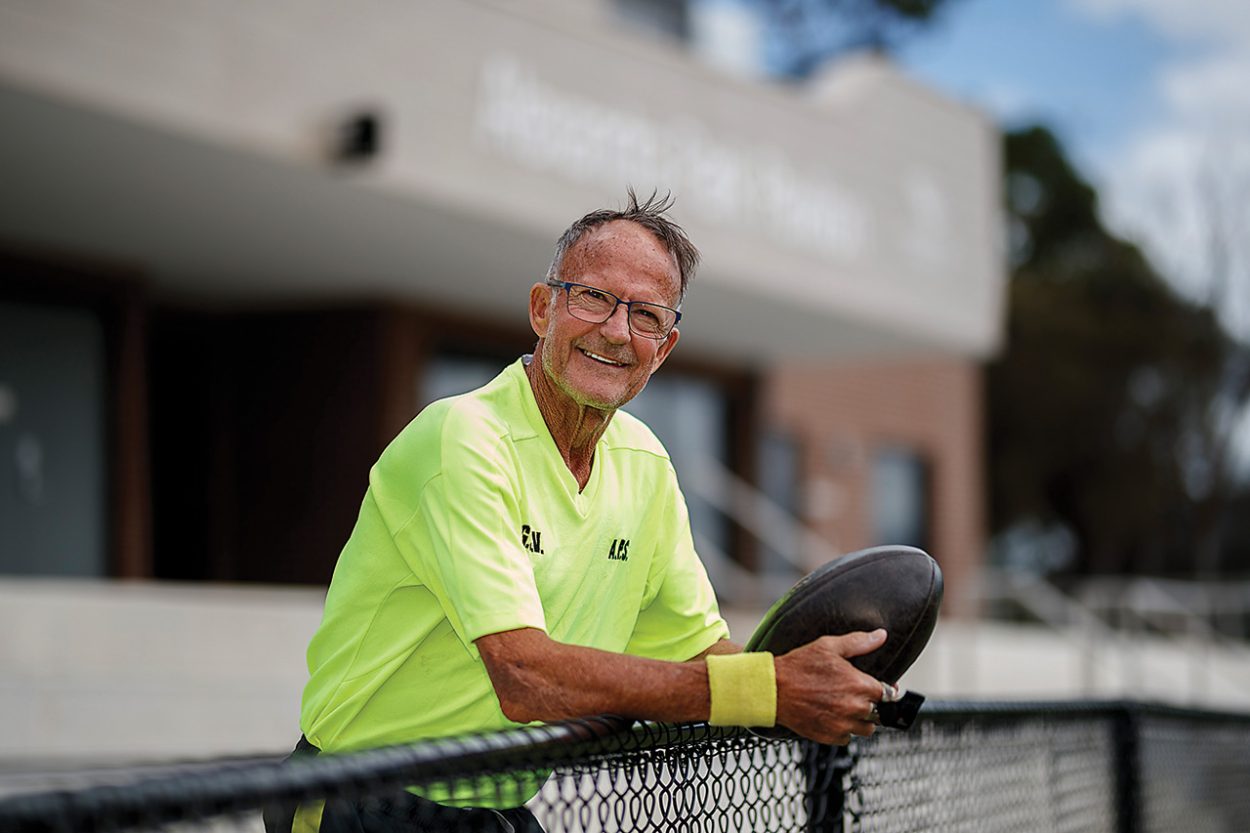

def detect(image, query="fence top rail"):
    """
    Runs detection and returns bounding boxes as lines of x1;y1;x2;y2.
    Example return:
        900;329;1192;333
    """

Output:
0;719;747;831
3;699;1249;831
921;698;1250;723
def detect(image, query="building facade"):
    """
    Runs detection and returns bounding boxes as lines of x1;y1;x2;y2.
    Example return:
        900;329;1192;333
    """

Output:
0;0;1002;756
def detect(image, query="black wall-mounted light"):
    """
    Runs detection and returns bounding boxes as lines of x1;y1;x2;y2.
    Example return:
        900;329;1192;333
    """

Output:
332;109;383;165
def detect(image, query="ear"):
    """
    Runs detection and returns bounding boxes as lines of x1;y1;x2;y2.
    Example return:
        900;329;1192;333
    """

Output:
529;282;553;337
651;327;680;371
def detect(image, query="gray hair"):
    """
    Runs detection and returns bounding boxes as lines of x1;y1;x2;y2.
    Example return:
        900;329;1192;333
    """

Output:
545;189;700;303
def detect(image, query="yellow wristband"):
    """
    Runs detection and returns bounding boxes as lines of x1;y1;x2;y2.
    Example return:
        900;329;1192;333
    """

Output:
706;652;776;727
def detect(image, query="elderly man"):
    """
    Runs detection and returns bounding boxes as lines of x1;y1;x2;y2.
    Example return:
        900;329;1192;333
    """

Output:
273;192;889;832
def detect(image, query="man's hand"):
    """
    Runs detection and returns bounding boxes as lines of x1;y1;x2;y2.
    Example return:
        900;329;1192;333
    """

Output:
774;630;888;745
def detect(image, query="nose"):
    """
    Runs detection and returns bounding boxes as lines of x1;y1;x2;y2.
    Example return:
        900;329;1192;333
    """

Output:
600;302;632;344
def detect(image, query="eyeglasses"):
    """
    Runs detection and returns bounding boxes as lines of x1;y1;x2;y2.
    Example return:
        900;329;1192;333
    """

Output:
546;280;681;340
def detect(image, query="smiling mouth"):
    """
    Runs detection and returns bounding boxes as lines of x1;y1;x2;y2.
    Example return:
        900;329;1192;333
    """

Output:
579;347;630;367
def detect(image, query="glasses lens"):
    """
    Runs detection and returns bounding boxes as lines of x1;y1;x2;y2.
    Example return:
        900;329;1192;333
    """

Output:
629;304;676;338
566;285;616;320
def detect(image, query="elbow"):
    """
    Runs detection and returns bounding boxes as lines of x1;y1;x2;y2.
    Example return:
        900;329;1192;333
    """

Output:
496;686;540;724
476;629;558;723
484;656;546;723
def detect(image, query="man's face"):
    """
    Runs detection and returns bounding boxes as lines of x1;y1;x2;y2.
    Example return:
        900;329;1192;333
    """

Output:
530;220;681;411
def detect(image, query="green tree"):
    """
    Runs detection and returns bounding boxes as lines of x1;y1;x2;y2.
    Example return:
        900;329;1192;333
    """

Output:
760;0;957;78
988;126;1247;577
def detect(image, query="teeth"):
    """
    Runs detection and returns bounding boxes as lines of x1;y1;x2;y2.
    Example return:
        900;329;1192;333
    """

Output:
581;348;625;367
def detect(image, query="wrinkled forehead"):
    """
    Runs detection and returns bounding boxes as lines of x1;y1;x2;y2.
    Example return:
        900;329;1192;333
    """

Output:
563;220;681;300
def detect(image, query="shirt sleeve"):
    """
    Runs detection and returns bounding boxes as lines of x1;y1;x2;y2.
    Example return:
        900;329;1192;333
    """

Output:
390;418;548;658
624;466;730;661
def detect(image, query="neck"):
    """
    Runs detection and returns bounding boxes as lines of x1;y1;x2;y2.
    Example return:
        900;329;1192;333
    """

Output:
525;349;614;490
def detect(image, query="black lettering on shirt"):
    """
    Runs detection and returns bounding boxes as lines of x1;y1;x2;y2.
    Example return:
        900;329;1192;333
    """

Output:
521;524;545;555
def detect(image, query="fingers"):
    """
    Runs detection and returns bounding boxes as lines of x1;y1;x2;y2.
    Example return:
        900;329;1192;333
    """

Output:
825;631;893;700
829;718;877;746
824;644;891;700
832;628;888;658
852;718;878;738
836;700;880;744
773;633;895;745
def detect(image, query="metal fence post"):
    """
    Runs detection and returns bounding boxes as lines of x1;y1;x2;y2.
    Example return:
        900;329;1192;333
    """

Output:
804;742;850;833
1112;704;1141;833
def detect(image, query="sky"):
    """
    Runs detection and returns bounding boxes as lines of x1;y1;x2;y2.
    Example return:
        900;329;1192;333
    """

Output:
892;0;1250;336
886;0;1250;470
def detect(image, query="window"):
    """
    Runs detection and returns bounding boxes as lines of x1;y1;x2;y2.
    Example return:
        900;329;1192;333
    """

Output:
757;429;802;575
0;302;107;576
420;353;511;408
871;446;930;549
625;372;731;562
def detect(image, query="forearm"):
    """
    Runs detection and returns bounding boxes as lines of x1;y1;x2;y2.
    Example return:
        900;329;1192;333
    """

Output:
477;628;718;724
477;627;890;746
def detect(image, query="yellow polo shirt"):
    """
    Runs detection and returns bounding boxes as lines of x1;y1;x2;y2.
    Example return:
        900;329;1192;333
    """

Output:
299;358;728;805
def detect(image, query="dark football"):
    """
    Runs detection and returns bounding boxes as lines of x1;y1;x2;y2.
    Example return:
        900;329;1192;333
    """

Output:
745;545;942;727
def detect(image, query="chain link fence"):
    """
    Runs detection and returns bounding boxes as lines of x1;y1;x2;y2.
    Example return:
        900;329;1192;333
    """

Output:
2;702;1249;832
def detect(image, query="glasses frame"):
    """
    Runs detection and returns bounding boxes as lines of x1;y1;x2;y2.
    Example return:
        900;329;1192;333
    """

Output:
546;280;682;340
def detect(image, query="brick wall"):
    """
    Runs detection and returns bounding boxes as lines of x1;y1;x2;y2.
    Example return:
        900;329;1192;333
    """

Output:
764;355;985;618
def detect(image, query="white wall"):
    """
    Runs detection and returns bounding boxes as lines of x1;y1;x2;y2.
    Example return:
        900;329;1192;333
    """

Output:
5;581;1248;763
0;580;323;760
